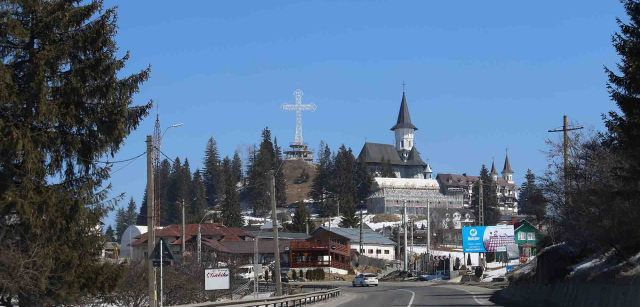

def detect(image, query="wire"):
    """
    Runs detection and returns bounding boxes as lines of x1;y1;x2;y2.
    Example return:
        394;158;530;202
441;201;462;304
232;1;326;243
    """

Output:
86;152;146;164
155;146;174;162
110;154;144;175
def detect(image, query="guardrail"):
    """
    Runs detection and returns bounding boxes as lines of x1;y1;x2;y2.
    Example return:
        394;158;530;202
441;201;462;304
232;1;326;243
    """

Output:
171;288;340;307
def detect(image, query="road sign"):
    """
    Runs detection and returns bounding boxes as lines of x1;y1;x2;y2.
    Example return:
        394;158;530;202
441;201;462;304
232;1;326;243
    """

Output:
151;238;175;267
205;268;230;290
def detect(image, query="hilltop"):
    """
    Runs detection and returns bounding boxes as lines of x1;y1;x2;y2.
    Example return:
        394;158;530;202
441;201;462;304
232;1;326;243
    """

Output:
282;159;316;204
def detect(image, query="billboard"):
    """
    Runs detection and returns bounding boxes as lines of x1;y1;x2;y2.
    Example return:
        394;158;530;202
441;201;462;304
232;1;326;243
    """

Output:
204;268;230;290
462;225;515;253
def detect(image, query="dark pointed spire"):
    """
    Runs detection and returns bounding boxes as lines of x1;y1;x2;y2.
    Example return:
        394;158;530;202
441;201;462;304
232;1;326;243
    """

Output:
502;151;513;174
390;91;417;131
490;160;497;175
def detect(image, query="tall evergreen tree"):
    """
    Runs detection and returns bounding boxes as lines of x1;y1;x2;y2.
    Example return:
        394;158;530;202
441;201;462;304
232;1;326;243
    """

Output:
203;137;222;208
221;157;243;227
190;170;208;223
273;138;287;205
105;225;116;242
355;157;373;205
0;1;150;303
381;158;396;178
518;169;546;220
247;128;275;216
136;189;148;225
291;201;311;233
471;165;500;226
125;197;137;227
309;142;334;216
155;159;171;224
114;207;127;242
231;151;243;183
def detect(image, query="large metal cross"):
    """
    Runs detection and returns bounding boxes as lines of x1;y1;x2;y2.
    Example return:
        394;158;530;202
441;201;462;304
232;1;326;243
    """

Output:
281;89;317;145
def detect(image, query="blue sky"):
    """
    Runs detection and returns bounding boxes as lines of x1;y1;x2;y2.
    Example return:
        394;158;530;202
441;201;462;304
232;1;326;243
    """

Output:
103;1;624;226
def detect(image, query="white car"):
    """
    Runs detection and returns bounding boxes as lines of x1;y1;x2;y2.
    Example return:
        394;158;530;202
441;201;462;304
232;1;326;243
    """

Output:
352;273;379;287
236;264;264;280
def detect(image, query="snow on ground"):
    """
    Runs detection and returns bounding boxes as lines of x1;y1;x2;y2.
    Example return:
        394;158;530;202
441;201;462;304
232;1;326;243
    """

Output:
361;214;402;230
482;267;507;282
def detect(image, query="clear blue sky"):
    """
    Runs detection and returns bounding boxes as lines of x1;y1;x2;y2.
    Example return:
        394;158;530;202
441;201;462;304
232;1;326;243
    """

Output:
103;1;624;226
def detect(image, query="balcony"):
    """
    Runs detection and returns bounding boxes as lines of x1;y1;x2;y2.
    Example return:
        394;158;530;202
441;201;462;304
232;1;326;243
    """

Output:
290;240;350;256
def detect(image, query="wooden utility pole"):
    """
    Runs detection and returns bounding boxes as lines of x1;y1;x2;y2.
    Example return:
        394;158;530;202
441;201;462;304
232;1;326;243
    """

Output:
478;179;484;226
146;135;157;307
359;204;363;255
181;199;186;260
548;115;583;201
269;170;282;296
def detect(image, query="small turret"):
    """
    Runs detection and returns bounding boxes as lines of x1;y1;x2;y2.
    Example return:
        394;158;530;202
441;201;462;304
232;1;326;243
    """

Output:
502;151;514;184
490;160;498;182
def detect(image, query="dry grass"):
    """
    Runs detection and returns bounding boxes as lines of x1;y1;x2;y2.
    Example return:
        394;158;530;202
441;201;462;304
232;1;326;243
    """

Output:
371;214;401;223
282;159;317;204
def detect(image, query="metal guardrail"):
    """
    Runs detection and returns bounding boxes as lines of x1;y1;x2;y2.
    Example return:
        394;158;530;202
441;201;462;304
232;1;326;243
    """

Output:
171;288;340;307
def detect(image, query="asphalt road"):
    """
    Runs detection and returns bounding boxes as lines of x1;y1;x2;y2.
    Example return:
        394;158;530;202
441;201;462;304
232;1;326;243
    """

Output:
312;281;502;307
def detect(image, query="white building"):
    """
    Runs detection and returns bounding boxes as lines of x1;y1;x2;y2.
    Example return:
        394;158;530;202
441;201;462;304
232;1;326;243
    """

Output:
119;225;147;259
321;226;397;261
367;177;463;215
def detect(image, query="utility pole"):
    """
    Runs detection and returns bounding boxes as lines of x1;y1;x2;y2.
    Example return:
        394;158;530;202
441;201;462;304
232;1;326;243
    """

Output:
548;115;583;202
269;170;282;296
478;179;484;267
146;135;157;307
359;204;363;255
403;201;408;272
427;200;430;268
181;199;185;261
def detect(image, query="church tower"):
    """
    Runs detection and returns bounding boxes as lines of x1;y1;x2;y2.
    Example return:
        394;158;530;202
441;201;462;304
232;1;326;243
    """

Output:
502;152;514;184
490;160;498;182
390;91;417;159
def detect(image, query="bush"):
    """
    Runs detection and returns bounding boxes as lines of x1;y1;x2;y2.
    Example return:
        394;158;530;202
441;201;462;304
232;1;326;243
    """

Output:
305;270;310;280
292;269;297;280
453;257;461;270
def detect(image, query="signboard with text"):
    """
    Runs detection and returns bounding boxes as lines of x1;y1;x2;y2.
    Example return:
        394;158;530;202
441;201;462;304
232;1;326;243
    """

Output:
462;225;515;253
204;268;230;290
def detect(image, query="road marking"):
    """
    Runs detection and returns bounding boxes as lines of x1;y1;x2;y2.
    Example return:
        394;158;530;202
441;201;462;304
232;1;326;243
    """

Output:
450;286;485;305
394;289;415;307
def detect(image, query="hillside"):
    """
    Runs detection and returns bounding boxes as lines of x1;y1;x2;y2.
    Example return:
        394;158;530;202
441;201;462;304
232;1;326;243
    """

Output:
282;159;316;204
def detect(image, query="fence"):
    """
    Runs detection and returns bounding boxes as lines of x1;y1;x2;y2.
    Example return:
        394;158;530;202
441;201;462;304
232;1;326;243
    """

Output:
170;287;341;307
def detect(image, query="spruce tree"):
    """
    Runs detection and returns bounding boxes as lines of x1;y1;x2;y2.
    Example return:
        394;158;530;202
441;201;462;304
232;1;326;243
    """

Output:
203;137;222;208
273;138;287;205
518;169;546;220
248;128;275;216
125;198;137;227
471;165;500;226
0;1;150;303
354;157;373;205
190;170;208;223
231;151;243;183
105;225;116;242
221;157;243;227
115;207;127;242
136;189;148;225
291;201;311;233
155;159;171;223
309;142;333;216
381;158;396;178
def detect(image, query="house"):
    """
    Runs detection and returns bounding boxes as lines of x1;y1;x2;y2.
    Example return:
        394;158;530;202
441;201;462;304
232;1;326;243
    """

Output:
514;220;542;258
289;226;352;275
119;225;148;259
321;226;397;261
130;223;254;262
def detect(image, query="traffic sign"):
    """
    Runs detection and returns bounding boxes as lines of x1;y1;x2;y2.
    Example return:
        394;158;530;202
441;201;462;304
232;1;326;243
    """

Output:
151;238;175;267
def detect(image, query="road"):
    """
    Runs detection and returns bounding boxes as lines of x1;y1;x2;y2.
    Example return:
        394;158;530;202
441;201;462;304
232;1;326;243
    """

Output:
311;281;502;307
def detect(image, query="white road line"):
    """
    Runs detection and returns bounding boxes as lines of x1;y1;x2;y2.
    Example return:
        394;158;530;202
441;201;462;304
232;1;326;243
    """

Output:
451;286;485;305
395;289;415;307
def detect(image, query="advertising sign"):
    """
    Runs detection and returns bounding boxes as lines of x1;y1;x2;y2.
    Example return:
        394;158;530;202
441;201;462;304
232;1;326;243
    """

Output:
462;225;515;253
204;268;230;290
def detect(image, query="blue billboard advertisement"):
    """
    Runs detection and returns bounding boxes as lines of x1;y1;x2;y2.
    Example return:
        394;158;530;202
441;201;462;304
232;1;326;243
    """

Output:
462;225;515;253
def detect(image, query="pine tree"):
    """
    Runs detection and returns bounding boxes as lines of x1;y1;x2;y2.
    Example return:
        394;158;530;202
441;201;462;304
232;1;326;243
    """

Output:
105;225;116;242
274;138;287;205
354;157;373;205
115;207;127;242
248;128;275;216
221;157;243;227
136;189;148;225
0;1;149;303
190;170;208;223
471;165;500;226
291;201;311;233
518;169;546;220
381;158;396;178
125;198;138;227
203;137;222;208
231;151;243;183
155;159;171;224
309;142;334;216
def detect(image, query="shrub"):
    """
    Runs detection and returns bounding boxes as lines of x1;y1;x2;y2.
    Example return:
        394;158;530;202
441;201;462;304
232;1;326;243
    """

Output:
292;269;297;280
453;257;461;270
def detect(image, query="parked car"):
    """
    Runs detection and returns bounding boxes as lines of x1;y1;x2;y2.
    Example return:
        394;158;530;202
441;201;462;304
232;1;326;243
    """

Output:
235;264;264;280
352;273;379;287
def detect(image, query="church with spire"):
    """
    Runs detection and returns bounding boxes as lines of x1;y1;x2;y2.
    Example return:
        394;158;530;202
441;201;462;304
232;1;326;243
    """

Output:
357;91;432;179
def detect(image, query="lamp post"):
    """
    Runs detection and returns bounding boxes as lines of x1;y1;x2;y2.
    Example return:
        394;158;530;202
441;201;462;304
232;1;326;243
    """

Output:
198;210;217;264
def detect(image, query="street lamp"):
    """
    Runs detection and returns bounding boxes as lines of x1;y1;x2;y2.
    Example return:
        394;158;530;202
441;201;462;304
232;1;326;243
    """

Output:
198;210;218;264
